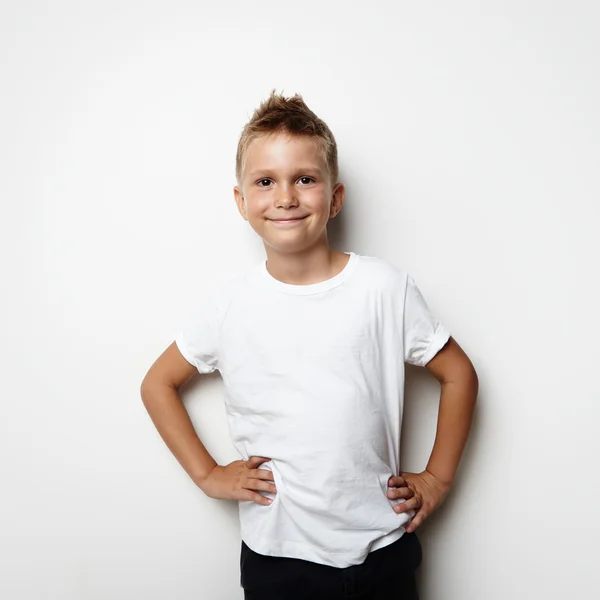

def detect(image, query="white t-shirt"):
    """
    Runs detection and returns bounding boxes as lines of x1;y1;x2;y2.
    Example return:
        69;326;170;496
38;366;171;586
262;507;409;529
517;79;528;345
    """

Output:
175;252;451;568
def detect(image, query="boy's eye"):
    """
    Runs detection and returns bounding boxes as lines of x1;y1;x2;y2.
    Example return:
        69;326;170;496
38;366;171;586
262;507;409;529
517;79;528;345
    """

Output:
256;177;315;187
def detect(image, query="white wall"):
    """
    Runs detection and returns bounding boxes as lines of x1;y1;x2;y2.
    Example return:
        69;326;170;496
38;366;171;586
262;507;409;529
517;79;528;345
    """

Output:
2;1;599;598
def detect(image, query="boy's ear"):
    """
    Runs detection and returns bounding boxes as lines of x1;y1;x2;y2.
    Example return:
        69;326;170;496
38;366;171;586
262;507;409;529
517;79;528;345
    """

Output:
233;186;248;221
329;182;345;218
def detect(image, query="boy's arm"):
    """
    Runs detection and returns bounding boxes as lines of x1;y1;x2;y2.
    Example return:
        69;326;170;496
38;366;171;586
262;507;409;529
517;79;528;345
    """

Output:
423;335;479;485
388;336;478;532
140;342;218;488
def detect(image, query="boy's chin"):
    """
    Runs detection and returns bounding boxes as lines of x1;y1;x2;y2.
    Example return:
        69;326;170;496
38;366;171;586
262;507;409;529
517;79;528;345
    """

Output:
261;237;321;254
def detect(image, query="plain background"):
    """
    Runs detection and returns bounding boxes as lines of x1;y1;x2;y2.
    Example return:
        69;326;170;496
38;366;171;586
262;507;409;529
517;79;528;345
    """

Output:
2;1;599;598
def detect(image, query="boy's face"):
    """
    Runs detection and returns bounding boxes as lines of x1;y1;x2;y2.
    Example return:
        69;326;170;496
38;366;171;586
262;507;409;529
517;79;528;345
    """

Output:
233;133;344;255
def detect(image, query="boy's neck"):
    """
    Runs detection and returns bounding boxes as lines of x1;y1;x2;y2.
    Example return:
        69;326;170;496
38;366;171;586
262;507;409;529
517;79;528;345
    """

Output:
264;245;350;286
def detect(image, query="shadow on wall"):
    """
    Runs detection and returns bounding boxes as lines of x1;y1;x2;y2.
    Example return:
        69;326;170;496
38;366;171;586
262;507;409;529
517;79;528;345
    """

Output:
404;363;484;600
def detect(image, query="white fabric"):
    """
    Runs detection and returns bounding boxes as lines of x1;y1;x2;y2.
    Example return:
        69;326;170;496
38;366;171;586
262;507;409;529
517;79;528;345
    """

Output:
175;252;451;568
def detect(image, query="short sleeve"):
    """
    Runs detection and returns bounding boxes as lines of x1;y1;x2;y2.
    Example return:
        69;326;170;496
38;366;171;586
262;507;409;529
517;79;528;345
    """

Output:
174;290;221;374
403;275;451;367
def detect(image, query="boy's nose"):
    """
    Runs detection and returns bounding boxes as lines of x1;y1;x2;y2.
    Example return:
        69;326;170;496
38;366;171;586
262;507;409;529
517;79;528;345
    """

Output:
275;186;298;208
276;196;298;208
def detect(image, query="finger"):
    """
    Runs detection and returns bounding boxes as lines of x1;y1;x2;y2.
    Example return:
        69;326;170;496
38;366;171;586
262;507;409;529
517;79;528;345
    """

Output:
244;489;273;506
244;477;277;494
246;456;271;468
394;496;421;513
405;507;428;533
388;475;407;487
387;486;414;500
252;468;275;482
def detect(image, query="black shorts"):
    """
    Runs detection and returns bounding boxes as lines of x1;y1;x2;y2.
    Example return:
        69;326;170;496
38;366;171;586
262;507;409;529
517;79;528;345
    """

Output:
240;531;422;600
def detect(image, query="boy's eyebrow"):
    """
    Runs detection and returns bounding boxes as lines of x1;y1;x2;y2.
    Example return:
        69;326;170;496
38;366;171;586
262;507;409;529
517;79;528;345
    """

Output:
247;167;324;178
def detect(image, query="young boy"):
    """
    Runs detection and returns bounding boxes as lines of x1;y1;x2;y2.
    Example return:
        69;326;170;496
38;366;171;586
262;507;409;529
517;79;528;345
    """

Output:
140;90;478;600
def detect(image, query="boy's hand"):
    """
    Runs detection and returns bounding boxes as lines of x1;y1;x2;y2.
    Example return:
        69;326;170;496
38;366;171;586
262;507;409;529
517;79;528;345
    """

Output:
199;456;277;506
387;470;451;533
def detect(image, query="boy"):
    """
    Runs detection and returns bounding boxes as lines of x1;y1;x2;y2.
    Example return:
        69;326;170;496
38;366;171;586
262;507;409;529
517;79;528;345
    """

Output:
140;90;478;600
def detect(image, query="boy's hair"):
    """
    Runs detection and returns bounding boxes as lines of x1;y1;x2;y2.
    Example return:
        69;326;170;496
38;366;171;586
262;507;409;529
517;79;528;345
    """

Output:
235;89;339;188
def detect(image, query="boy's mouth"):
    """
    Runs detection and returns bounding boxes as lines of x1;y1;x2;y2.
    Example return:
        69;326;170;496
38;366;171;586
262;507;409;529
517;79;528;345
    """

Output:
269;215;309;224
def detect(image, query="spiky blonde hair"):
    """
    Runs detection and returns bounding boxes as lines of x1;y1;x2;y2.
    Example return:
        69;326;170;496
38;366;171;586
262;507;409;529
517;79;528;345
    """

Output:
235;89;339;187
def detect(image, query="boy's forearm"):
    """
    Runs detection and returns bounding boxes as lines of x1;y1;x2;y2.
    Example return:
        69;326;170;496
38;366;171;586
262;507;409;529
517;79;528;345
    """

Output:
140;382;217;489
425;372;478;485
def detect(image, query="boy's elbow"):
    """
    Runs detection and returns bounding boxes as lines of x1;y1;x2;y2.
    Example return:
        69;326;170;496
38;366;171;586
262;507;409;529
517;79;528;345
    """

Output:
467;365;479;399
140;377;158;403
139;377;153;398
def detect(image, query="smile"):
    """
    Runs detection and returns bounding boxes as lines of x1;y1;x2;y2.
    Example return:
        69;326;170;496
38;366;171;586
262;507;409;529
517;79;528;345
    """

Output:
269;216;308;225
